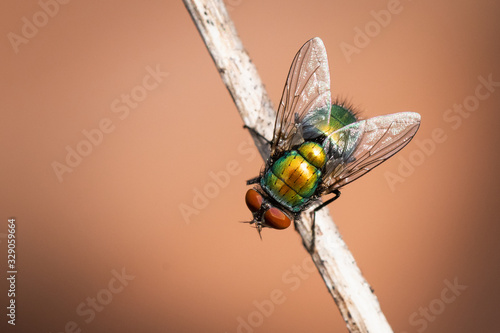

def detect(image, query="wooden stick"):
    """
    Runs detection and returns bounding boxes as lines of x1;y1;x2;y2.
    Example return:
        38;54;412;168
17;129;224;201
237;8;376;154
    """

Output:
183;1;394;332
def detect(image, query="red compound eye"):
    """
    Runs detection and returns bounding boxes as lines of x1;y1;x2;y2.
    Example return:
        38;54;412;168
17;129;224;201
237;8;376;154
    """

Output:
245;189;263;212
264;208;291;230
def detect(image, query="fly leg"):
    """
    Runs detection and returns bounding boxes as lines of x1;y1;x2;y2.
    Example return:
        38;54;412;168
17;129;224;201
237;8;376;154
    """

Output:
246;176;260;185
314;189;341;212
308;189;341;253
243;125;271;145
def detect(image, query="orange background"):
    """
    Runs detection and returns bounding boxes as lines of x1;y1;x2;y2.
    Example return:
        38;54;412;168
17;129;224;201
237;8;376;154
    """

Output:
1;1;500;332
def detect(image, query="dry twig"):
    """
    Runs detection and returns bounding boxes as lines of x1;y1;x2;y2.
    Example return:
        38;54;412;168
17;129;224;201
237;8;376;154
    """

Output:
183;0;394;332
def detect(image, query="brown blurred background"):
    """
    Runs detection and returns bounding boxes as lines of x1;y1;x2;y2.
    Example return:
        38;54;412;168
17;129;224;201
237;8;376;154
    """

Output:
1;0;499;332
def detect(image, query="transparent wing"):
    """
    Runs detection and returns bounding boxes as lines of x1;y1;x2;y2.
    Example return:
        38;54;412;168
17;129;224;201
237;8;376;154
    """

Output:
321;112;421;192
270;37;331;157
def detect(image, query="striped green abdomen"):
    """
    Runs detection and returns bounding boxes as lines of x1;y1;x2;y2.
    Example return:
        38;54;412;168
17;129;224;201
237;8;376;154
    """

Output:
261;142;326;212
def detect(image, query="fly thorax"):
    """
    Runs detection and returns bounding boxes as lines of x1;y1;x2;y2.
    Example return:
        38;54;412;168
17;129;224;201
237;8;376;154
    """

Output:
302;103;358;145
329;104;358;131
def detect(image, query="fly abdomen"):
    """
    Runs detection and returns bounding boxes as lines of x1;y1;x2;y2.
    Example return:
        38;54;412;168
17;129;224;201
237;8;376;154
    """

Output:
261;142;326;212
261;172;306;211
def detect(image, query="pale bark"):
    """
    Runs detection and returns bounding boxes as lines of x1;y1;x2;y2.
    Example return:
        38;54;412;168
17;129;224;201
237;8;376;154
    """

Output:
183;1;394;331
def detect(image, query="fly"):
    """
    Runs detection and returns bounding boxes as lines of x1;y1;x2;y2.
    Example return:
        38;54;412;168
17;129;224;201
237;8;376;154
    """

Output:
244;37;421;239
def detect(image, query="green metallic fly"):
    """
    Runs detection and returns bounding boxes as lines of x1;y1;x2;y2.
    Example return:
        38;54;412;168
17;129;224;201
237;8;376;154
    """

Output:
244;37;421;237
